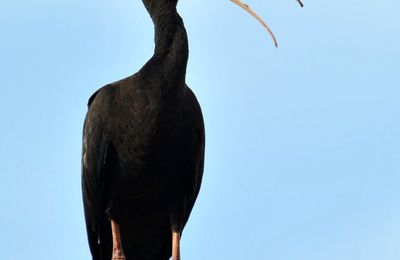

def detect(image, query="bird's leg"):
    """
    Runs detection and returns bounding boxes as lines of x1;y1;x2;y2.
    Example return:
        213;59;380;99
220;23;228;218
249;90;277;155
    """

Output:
111;220;126;260
172;231;181;260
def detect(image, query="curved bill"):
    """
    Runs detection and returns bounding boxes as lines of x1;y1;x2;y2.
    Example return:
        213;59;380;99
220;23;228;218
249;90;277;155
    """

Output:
230;0;304;47
230;0;278;47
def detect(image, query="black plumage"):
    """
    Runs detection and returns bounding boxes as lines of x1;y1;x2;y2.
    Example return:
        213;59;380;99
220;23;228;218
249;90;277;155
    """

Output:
81;0;205;259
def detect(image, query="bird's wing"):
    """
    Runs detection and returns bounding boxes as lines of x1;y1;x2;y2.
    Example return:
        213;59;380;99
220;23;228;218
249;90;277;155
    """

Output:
82;103;117;260
183;127;205;229
181;86;206;230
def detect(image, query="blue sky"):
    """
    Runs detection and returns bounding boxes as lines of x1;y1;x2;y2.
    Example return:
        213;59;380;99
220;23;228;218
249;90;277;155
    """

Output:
1;0;399;259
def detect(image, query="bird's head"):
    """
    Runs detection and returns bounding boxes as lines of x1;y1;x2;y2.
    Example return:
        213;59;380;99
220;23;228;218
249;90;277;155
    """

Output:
143;0;303;47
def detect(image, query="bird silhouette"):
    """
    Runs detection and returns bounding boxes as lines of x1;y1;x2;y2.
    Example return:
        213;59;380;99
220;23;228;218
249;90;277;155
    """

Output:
82;0;303;259
82;0;204;259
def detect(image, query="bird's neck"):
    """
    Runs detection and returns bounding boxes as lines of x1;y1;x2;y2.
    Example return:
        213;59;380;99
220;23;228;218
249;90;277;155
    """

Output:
140;4;188;90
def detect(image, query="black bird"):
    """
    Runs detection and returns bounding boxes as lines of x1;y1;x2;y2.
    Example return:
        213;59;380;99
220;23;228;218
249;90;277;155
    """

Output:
82;0;302;259
82;0;204;259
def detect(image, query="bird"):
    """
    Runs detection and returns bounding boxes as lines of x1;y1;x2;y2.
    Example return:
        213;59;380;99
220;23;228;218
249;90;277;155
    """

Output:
82;0;303;259
81;0;204;259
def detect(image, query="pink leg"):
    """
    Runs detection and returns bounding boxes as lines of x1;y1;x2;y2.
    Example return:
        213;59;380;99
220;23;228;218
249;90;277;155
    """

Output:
111;220;126;260
172;231;181;260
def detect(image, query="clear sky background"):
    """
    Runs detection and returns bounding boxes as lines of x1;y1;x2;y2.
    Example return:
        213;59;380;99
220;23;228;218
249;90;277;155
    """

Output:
1;0;399;259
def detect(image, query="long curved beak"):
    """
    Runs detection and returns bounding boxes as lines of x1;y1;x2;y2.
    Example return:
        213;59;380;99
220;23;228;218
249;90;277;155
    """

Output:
230;0;304;47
